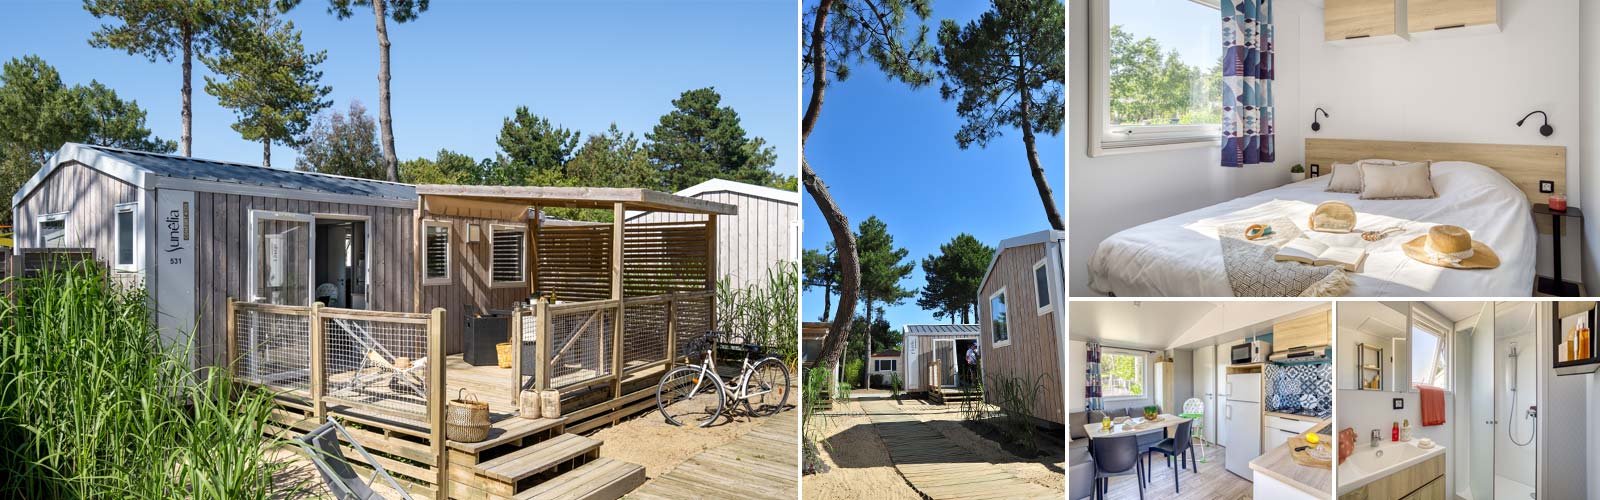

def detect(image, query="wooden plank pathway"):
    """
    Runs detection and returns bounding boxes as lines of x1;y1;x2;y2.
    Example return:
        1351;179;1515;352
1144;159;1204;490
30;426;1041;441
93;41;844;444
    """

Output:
860;399;1060;500
626;408;798;500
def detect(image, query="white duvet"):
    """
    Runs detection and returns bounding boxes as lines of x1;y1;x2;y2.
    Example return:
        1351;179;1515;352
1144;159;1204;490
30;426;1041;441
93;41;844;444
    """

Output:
1087;161;1536;297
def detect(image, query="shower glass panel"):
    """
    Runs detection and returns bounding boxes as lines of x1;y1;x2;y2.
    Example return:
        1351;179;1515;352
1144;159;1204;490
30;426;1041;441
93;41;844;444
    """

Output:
1470;302;1493;500
1494;301;1538;500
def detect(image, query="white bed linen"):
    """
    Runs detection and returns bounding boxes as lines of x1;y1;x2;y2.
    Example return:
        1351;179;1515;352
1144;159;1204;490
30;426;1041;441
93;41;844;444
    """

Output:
1087;161;1536;297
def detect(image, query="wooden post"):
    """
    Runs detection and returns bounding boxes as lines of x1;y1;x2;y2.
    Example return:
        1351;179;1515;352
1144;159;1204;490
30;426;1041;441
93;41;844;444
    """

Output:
704;216;717;332
412;196;425;313
535;298;551;391
665;297;677;370
225;298;238;374
611;203;625;398
511;306;523;407
528;211;539;297
309;302;326;418
427;307;448;500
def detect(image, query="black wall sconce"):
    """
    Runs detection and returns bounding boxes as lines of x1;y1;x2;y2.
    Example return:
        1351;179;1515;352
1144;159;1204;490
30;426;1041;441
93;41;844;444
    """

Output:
1518;110;1554;137
1311;108;1329;132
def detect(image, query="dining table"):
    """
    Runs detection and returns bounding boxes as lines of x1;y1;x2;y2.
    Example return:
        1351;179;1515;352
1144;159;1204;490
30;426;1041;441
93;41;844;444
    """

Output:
1081;413;1192;440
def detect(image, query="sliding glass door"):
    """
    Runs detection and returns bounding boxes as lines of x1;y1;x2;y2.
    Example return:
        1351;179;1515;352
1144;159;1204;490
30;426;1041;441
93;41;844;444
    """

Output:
250;211;314;306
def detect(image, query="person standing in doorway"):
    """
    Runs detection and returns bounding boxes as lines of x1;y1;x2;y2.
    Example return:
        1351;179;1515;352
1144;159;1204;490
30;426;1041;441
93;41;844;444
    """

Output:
964;343;980;388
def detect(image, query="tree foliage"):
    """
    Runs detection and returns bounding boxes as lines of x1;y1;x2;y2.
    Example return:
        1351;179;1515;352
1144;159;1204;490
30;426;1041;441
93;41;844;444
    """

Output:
295;101;383;179
399;148;474;185
0;55;173;224
802;243;841;321
803;0;937;88
1108;25;1221;126
917;233;994;324
203;5;332;167
855;216;914;333
646;87;788;191
490;106;579;185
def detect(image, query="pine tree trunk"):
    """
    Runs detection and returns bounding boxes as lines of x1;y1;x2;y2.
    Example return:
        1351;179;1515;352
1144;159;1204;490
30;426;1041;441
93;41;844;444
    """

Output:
373;0;399;182
820;282;833;322
863;296;874;389
181;23;193;157
262;139;271;168
1018;79;1064;230
800;0;858;388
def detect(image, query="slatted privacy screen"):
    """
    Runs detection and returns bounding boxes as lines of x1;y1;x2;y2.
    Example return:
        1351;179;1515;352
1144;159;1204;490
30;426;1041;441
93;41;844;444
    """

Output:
536;224;612;302
423;222;450;282
546;301;618;389
321;312;432;423
623;221;710;297
233;303;313;396
674;292;714;359
490;225;526;284
621;295;670;371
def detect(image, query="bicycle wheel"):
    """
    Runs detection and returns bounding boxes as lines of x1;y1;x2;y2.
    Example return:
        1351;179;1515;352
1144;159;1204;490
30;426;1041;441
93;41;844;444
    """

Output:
656;366;727;427
741;357;790;417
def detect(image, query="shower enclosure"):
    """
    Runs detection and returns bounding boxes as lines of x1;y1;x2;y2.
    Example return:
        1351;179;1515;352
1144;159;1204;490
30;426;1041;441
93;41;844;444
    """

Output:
1461;301;1540;500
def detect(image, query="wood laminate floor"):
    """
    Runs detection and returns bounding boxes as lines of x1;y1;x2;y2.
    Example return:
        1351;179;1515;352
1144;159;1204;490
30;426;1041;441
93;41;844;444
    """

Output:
1095;443;1252;500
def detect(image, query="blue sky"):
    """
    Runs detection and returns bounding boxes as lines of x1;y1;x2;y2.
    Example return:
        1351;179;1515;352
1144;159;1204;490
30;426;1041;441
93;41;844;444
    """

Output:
800;0;1065;336
0;1;798;172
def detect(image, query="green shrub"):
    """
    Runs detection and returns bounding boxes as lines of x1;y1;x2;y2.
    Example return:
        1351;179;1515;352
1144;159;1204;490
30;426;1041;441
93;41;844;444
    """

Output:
715;262;800;367
835;381;853;401
841;358;863;388
889;371;903;402
0;263;290;498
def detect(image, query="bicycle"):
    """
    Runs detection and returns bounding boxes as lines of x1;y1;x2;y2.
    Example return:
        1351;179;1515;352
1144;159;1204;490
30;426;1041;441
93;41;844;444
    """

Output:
655;331;790;427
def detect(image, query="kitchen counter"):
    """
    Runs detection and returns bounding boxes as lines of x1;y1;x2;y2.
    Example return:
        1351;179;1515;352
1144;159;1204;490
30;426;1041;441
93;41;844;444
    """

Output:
1266;411;1330;422
1249;421;1332;499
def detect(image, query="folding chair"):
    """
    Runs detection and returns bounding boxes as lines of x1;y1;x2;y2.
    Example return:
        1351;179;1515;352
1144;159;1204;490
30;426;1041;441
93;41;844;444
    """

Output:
297;417;417;500
328;318;428;400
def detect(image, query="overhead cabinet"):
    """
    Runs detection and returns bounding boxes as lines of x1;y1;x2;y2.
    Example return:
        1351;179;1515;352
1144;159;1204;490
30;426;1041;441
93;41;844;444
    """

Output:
1272;310;1331;353
1406;0;1499;37
1325;0;1407;44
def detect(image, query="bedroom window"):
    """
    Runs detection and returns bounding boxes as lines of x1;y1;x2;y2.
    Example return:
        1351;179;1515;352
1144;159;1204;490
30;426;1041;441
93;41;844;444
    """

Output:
1411;311;1450;390
1100;348;1147;399
1032;258;1053;315
490;224;526;286
423;221;451;285
989;288;1010;347
1089;0;1224;155
37;213;67;248
114;203;136;271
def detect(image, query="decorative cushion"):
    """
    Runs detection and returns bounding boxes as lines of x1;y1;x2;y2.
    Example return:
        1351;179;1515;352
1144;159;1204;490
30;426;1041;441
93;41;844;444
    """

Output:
1324;163;1361;193
1360;161;1437;200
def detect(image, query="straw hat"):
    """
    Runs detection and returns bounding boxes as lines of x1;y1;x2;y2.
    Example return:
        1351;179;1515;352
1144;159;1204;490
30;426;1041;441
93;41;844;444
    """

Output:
1309;201;1356;233
1402;225;1500;269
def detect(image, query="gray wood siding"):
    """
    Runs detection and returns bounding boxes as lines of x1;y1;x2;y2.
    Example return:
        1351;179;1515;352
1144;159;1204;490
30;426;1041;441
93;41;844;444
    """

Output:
419;215;531;354
13;161;140;265
630;190;797;289
906;334;978;392
978;243;1064;424
192;192;416;368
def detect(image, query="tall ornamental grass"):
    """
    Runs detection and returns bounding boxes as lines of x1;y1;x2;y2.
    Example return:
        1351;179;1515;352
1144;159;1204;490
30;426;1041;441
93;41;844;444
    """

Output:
715;261;801;367
0;264;290;499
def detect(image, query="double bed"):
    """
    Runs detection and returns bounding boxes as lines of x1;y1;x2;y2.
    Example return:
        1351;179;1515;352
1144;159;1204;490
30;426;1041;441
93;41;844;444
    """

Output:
1086;139;1566;297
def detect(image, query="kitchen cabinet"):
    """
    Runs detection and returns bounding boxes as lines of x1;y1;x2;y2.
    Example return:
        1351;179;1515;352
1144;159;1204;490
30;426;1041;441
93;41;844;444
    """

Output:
1274;310;1331;353
1407;0;1498;38
1325;0;1407;44
1155;358;1176;412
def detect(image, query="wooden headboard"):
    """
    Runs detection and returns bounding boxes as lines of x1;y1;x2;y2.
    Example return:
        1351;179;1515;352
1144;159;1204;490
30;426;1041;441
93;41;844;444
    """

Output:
1305;138;1566;203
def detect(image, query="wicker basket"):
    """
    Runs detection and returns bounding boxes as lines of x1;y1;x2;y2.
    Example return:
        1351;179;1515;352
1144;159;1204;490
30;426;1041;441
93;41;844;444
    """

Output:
495;342;512;369
446;389;491;443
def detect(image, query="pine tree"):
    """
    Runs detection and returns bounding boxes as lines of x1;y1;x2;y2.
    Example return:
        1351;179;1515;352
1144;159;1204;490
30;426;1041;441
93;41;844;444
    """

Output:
646;87;783;191
917;233;995;323
204;6;332;167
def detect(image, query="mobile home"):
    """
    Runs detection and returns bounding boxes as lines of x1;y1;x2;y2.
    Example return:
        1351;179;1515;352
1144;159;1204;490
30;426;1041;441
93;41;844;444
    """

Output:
901;323;980;401
977;229;1065;425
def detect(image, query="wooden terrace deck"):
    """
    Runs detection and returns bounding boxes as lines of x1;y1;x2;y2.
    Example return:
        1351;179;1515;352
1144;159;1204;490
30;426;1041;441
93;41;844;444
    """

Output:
627;407;799;500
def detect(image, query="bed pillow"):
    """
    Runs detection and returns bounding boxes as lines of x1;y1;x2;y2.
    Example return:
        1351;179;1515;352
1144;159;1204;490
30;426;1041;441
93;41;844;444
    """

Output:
1360;161;1437;200
1324;163;1362;193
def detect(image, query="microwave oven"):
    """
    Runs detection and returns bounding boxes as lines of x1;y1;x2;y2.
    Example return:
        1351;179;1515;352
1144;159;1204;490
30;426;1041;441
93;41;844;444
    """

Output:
1231;340;1271;364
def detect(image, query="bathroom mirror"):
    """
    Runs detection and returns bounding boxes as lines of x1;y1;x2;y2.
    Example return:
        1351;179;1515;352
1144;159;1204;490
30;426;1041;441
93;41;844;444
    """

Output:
1337;301;1410;391
1553;301;1600;374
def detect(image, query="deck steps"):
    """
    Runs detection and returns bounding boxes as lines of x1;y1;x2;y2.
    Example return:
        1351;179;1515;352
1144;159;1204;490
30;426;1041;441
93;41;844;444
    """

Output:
513;458;645;500
474;433;602;484
929;387;983;405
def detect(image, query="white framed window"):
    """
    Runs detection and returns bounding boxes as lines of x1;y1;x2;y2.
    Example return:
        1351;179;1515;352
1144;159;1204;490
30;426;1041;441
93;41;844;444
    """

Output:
989;288;1010;348
114;203;137;271
489;224;526;287
1089;0;1224;156
875;359;897;372
1032;258;1054;315
423;220;452;285
247;210;315;306
1411;310;1451;390
1100;347;1148;400
36;212;68;248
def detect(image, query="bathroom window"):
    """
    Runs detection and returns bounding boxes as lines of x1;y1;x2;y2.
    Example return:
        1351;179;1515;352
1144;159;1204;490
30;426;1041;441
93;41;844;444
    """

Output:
1100;348;1147;399
1412;318;1450;390
1089;0;1225;155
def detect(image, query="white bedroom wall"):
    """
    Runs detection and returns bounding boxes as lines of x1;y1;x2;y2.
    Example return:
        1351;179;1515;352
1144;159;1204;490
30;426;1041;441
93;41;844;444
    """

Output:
1583;0;1600;291
1068;339;1086;411
1298;0;1583;283
1067;0;1311;295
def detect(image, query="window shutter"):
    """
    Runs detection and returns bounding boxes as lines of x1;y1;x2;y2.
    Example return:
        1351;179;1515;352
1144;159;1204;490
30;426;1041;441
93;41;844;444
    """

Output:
492;228;524;283
425;225;449;279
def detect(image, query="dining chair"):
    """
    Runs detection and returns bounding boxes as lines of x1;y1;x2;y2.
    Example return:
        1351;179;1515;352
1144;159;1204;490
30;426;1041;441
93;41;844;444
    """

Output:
1146;419;1196;493
1090;433;1145;500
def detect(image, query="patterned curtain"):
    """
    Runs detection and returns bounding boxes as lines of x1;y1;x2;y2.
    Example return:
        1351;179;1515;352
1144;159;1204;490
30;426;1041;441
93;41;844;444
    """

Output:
1085;341;1103;411
1221;0;1274;167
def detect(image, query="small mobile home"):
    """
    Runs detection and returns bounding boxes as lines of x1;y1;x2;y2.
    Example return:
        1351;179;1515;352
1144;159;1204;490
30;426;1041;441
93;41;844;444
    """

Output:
868;349;899;387
977;229;1065;425
901;323;980;395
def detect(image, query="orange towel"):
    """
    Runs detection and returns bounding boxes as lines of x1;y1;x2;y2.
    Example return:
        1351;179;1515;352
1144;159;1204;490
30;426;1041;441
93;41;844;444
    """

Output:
1416;384;1446;426
1338;427;1355;465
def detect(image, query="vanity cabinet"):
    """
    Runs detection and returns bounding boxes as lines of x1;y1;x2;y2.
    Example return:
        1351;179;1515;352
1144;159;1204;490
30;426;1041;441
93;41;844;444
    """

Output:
1273;310;1331;353
1338;454;1444;500
1407;0;1498;37
1325;0;1407;44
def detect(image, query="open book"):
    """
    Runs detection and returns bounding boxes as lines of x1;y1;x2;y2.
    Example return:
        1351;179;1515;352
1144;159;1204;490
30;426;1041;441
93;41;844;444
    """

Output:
1274;238;1366;272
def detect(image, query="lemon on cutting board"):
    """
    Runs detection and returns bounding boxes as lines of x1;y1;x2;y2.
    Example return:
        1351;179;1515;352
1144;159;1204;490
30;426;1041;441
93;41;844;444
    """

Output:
1304;432;1320;445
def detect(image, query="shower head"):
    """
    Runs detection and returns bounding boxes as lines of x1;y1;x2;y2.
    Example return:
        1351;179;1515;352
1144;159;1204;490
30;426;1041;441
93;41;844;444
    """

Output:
1508;341;1519;358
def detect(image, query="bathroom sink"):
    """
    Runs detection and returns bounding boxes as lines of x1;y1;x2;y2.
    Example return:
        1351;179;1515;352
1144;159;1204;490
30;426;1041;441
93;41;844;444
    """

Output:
1337;441;1445;494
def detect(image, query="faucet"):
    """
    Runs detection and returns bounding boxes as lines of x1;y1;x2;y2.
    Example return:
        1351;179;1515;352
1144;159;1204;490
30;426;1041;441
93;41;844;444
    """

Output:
1370;429;1382;448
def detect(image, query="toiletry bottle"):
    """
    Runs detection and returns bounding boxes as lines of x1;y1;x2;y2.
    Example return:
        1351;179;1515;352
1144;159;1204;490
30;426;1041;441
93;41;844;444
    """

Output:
1401;419;1411;441
1392;421;1398;441
1583;325;1592;359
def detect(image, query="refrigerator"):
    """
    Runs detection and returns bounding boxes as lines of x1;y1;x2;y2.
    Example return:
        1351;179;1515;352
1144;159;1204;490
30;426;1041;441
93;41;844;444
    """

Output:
1224;372;1261;481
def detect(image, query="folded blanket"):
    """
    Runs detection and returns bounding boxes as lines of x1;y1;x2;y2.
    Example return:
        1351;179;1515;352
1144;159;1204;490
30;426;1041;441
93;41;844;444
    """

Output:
1218;217;1352;297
